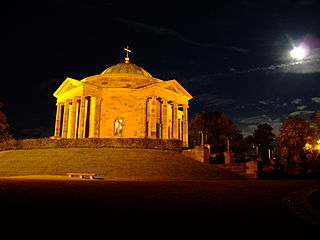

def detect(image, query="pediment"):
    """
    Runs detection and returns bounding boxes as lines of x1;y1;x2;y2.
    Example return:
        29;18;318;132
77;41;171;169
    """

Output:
165;85;179;93
139;80;192;99
53;78;82;97
161;80;193;99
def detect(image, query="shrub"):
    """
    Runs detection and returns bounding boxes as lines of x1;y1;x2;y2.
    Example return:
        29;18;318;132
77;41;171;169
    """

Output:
0;138;183;152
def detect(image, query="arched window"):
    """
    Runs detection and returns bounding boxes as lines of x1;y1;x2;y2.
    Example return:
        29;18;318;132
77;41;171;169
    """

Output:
114;119;123;136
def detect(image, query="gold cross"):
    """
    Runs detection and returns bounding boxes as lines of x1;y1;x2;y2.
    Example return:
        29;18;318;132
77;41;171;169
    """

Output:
124;46;131;63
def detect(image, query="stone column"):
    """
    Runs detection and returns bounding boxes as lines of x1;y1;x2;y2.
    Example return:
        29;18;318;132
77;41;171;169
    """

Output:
88;97;94;138
67;97;78;138
172;103;179;139
150;97;157;138
162;100;168;139
54;102;63;137
83;96;91;138
91;97;102;138
156;98;163;139
61;99;71;138
78;96;86;138
74;99;80;138
167;101;173;139
145;97;151;138
183;105;189;147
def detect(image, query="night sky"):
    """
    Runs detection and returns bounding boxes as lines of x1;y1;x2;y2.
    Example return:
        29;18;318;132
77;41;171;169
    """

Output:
2;0;320;138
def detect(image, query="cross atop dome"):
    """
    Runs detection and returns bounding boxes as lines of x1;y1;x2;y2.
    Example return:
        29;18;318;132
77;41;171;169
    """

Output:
124;46;132;63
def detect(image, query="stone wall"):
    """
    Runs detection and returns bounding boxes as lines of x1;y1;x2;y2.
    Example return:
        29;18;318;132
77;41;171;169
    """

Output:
223;151;235;164
182;146;210;163
215;161;258;178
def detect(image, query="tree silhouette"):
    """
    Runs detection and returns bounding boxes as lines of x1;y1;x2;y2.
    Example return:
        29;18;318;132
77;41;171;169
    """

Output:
189;110;237;153
253;123;275;164
277;116;313;169
310;111;320;137
0;102;12;142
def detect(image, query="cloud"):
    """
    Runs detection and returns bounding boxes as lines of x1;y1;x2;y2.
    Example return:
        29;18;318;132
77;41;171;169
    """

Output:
242;124;258;136
238;114;282;136
207;98;234;107
195;93;234;107
296;105;308;110
276;102;287;108
229;46;249;53
259;99;288;109
259;100;268;105
239;115;269;124
291;98;302;104
258;99;282;105
289;110;314;116
282;60;320;74
312;97;320;103
115;17;213;48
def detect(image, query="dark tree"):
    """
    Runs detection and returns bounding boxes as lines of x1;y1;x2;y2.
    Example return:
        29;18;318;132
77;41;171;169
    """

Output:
230;132;256;156
0;102;12;142
277;116;313;169
238;135;256;156
189;110;237;153
310;111;320;137
253;123;275;164
305;112;320;173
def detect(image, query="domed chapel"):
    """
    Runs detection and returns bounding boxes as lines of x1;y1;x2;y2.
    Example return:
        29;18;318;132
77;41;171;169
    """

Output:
53;47;193;147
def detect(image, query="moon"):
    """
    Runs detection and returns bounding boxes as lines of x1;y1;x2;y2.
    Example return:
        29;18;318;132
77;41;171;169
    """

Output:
290;46;307;60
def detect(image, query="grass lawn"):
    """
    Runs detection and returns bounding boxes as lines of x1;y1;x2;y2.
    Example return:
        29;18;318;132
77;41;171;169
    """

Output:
0;148;240;179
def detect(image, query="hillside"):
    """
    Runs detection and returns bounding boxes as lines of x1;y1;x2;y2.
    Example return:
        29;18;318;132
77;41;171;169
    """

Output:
0;148;240;180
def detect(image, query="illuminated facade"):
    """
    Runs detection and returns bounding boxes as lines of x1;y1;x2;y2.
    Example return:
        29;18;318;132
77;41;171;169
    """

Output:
53;48;192;146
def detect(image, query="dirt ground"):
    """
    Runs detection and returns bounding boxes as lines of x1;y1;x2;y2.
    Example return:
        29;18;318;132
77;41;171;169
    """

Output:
0;177;318;238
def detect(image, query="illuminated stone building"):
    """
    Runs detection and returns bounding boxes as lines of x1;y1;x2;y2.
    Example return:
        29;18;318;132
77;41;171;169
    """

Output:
53;47;193;146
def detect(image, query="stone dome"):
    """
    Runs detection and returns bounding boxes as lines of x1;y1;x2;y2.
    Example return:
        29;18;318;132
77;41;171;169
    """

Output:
100;61;152;78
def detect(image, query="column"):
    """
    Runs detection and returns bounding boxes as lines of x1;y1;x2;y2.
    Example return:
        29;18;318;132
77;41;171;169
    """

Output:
150;97;157;138
156;98;162;139
144;97;150;138
162;100;168;139
54;102;63;137
91;97;102;138
78;96;86;138
74;99;80;138
172;103;179;139
67;97;78;138
183;105;189;147
61;99;71;138
84;96;91;138
167;101;173;139
88;97;95;138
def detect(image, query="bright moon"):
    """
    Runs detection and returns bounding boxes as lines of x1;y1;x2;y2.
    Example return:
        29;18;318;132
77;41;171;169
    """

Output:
290;46;307;60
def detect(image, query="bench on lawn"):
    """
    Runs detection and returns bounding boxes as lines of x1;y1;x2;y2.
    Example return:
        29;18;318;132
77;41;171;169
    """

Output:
67;173;97;179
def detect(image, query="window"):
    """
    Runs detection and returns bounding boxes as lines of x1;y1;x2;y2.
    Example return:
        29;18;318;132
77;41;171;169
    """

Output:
114;119;123;136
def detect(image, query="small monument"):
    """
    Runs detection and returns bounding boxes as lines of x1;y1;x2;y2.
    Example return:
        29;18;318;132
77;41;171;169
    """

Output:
53;47;193;147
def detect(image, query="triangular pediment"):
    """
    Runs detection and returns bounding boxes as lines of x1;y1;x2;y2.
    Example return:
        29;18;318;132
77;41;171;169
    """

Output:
139;80;192;99
165;85;179;93
161;80;193;99
53;78;83;97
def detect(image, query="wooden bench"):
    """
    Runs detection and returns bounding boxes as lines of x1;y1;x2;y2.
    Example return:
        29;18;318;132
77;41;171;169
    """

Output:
67;173;97;180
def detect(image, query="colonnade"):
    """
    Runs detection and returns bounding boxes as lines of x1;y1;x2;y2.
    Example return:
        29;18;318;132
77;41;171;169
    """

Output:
54;95;189;145
145;96;188;144
54;96;102;138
